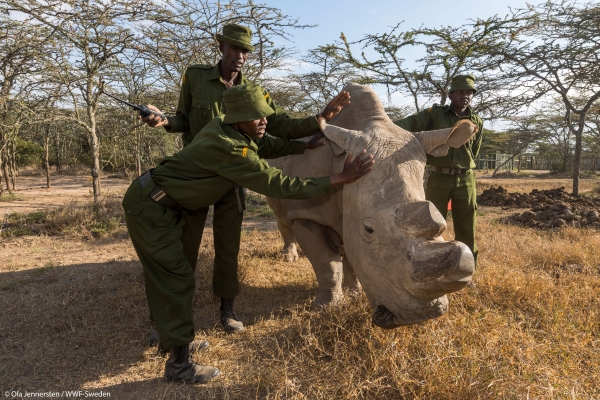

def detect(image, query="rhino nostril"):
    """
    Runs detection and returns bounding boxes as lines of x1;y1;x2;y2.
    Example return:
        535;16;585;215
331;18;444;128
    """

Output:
365;226;374;234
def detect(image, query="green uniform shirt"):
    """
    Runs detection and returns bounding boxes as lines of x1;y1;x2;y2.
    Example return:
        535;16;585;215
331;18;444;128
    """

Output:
394;105;484;169
167;62;321;146
152;116;330;210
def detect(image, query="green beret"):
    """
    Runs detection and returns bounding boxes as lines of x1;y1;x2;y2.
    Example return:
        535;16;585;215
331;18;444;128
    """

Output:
449;74;477;94
215;23;255;52
222;84;274;124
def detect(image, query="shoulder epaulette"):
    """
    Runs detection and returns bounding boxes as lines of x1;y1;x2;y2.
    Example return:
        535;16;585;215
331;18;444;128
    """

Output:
187;64;213;70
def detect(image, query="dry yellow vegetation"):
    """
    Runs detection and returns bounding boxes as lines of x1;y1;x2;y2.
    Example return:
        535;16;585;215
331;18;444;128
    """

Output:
0;176;598;399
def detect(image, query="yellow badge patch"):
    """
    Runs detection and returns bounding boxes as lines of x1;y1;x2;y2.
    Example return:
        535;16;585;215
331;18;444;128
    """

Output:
264;93;270;100
242;147;248;157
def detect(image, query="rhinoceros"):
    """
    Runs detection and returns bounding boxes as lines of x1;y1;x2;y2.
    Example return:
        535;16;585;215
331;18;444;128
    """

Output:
265;83;478;328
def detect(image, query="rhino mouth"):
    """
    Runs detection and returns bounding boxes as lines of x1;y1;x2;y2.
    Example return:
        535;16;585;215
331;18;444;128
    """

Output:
371;297;448;329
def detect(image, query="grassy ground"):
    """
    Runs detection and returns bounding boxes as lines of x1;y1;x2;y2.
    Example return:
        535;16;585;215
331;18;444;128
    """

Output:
0;177;599;399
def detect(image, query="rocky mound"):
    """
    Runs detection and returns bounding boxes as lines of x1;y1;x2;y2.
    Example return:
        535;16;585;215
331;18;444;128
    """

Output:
501;201;600;229
478;186;600;229
478;186;582;208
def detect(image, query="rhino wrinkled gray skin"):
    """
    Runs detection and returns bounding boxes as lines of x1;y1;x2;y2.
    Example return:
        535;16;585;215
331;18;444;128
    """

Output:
266;83;477;328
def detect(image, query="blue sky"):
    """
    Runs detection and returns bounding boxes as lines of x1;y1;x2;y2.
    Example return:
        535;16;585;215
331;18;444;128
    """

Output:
270;0;542;54
264;0;546;124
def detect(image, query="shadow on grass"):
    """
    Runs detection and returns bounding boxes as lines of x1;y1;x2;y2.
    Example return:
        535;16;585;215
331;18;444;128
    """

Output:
0;256;314;396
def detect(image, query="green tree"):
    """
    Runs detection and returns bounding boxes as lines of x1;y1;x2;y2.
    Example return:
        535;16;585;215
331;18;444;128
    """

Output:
2;0;158;198
490;0;600;195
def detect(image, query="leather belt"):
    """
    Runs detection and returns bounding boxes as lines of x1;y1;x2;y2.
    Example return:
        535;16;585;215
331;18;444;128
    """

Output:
139;171;182;210
431;166;470;175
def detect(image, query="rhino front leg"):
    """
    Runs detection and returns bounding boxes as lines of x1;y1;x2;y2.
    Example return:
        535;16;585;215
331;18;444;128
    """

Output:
292;219;343;308
342;255;361;295
277;218;298;262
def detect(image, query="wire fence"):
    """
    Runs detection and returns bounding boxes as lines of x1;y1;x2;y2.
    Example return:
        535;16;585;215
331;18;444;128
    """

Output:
476;153;600;172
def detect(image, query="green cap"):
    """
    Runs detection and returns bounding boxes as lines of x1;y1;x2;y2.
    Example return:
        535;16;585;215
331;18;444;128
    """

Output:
449;74;477;94
215;23;255;52
222;84;274;124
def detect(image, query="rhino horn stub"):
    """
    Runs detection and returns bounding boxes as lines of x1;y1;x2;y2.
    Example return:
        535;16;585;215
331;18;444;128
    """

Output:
410;241;474;299
414;120;477;156
395;201;446;239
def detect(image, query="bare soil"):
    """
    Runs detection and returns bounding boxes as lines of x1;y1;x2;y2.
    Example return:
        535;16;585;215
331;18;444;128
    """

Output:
0;175;130;214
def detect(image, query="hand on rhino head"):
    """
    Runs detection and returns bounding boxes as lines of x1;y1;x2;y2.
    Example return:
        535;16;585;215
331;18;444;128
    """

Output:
316;99;476;328
330;150;374;187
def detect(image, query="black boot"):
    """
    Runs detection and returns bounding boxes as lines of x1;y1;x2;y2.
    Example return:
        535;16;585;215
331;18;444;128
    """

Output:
164;343;219;384
158;338;210;357
150;326;209;356
220;298;244;333
149;325;160;346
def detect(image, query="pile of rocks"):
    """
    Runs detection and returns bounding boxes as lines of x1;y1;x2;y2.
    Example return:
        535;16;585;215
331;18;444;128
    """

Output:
502;202;600;229
478;186;579;208
478;186;600;229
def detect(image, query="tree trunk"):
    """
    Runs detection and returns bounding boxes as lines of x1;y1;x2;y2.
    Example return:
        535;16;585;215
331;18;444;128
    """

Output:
2;148;11;192
134;127;142;177
0;148;3;196
44;127;51;188
54;129;62;173
11;138;18;179
572;129;583;197
88;117;101;200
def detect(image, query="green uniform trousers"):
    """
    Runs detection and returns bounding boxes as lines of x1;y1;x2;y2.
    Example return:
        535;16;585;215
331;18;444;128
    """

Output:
181;186;244;299
123;178;196;349
425;170;478;265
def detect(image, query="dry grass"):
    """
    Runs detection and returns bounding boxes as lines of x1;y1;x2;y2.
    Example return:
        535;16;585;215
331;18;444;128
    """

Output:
1;179;599;399
1;196;124;239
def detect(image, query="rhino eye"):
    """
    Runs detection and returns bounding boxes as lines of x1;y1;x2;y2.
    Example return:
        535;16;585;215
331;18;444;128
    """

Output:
360;217;379;246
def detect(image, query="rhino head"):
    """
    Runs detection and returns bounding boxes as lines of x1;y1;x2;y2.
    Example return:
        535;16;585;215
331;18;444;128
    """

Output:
320;83;477;328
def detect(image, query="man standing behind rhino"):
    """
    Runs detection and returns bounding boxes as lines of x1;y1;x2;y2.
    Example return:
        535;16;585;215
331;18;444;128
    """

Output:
394;74;483;265
141;23;350;335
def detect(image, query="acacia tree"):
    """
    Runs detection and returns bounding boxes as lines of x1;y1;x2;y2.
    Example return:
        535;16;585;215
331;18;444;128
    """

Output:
2;0;158;199
583;103;600;171
266;45;362;117
491;0;600;195
139;0;314;94
335;18;513;117
0;14;52;193
490;114;558;177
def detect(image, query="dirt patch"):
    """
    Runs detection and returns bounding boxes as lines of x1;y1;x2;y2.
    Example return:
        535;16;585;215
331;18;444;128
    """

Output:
0;175;131;215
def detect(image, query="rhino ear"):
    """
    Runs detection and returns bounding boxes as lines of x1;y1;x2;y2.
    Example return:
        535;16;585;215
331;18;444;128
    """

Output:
446;120;478;147
319;117;364;154
430;144;450;157
414;120;478;156
413;128;452;155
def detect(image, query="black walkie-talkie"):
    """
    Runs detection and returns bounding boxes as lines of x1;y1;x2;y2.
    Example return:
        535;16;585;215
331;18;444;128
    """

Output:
102;91;166;122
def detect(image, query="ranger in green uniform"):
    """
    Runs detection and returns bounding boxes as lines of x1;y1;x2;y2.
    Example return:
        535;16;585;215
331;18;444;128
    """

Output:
394;75;483;265
125;84;373;384
142;23;350;334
